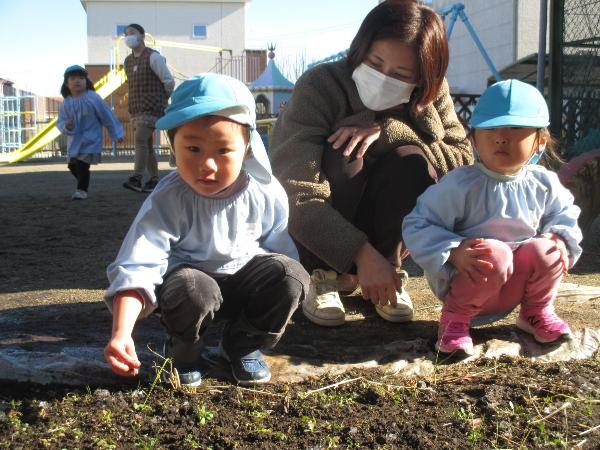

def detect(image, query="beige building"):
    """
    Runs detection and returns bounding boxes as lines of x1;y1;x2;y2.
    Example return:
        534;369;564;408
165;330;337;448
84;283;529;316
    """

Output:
80;0;250;79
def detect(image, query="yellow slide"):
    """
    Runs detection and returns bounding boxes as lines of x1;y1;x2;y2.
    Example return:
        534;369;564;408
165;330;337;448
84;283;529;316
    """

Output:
0;68;127;164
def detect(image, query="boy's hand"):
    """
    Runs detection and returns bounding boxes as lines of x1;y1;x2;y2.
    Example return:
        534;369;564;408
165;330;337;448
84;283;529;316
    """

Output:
540;233;569;274
448;238;494;284
104;334;141;377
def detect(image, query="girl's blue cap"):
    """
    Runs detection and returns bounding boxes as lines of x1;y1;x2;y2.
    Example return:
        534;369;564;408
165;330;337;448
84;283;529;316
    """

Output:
64;65;87;77
157;73;273;184
469;79;549;129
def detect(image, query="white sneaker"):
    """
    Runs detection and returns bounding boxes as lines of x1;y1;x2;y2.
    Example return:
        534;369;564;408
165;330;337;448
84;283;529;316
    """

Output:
71;190;88;200
375;270;414;323
302;269;345;327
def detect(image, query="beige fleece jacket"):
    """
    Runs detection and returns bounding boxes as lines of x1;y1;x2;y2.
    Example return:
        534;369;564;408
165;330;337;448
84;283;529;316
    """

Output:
270;59;473;273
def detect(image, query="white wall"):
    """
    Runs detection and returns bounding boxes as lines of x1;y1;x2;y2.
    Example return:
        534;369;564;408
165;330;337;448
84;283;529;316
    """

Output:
430;0;516;94
429;0;544;94
85;1;246;79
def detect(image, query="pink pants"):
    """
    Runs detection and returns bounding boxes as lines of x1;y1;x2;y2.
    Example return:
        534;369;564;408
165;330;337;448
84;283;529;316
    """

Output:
443;238;565;321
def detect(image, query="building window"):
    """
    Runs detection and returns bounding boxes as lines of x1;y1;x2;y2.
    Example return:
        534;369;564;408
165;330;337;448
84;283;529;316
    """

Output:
192;24;208;39
116;24;128;36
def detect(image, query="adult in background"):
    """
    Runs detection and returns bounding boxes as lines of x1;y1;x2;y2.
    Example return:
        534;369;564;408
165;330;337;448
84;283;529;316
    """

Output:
122;23;175;193
270;0;472;327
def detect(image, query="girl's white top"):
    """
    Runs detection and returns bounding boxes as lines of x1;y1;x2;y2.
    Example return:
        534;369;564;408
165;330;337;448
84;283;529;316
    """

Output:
105;170;299;317
57;90;124;156
402;162;582;300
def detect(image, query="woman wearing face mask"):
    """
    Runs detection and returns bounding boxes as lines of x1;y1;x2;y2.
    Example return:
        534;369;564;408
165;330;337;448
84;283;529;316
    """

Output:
270;0;472;327
122;23;175;194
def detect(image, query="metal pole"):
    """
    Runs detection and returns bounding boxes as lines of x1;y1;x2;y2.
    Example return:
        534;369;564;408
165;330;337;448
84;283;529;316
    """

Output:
548;0;564;138
459;9;502;81
536;0;548;93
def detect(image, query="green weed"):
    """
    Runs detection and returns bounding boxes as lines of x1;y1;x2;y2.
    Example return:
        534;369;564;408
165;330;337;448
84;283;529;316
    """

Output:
196;403;215;426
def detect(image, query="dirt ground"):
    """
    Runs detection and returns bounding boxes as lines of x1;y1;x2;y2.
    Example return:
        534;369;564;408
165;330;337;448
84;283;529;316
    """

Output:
0;159;599;448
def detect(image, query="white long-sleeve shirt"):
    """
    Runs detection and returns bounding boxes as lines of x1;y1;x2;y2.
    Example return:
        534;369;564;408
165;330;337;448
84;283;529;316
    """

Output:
149;52;175;96
402;163;582;300
105;170;299;317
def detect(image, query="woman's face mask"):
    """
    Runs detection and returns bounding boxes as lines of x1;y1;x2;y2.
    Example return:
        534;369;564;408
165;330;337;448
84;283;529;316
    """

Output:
352;63;416;111
125;34;142;49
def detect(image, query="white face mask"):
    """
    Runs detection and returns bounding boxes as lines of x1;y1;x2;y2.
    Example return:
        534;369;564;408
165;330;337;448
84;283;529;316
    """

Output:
351;63;416;111
125;34;142;49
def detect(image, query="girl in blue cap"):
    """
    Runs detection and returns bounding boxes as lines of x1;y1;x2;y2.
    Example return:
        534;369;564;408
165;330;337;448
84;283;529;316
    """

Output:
403;79;582;357
57;65;124;199
104;73;309;386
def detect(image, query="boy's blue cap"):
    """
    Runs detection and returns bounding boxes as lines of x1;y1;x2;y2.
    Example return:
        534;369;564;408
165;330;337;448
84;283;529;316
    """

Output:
64;65;87;77
157;73;255;130
470;79;549;129
157;73;272;184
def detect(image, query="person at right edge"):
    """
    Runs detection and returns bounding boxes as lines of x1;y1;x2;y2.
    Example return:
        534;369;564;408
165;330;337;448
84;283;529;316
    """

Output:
122;23;175;193
270;0;472;327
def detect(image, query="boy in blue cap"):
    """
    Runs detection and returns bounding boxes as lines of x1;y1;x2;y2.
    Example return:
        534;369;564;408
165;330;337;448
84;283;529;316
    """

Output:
403;79;582;357
104;73;309;385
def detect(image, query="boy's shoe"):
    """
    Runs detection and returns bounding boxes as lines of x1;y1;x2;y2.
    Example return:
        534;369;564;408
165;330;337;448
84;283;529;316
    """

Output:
435;311;474;356
142;177;159;193
162;337;203;387
375;270;414;323
123;175;143;192
71;189;88;200
219;343;271;385
516;308;573;343
302;269;345;327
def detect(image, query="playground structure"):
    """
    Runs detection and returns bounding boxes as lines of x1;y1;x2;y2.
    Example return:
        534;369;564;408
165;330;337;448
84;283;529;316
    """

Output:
0;34;230;164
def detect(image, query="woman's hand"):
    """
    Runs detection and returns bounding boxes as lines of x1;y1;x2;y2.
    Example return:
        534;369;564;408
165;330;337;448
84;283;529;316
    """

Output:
448;238;494;284
354;243;401;306
540;232;569;274
104;334;141;377
327;124;381;158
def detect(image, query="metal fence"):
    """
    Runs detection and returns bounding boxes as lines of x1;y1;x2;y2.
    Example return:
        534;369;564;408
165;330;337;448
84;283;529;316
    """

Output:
550;0;600;157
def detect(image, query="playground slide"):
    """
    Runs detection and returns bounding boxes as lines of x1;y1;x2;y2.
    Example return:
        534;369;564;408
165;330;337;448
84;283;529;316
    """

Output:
0;68;127;164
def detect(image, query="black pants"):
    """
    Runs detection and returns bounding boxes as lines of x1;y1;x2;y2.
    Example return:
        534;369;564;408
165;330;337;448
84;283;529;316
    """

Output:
156;254;309;357
67;159;91;192
299;145;437;271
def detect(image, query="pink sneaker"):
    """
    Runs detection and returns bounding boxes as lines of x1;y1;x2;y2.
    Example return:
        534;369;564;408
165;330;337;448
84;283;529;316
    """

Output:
435;312;474;356
516;309;572;343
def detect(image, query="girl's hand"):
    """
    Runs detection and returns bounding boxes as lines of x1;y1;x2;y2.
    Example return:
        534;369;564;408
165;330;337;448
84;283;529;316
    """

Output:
354;243;401;306
327;124;381;158
104;334;141;377
66;120;74;130
540;233;569;274
448;238;494;284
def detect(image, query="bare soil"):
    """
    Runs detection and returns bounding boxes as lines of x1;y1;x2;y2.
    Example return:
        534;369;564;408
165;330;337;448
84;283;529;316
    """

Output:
0;160;599;448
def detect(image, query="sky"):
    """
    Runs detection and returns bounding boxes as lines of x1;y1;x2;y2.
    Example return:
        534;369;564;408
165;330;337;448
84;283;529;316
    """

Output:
0;0;378;97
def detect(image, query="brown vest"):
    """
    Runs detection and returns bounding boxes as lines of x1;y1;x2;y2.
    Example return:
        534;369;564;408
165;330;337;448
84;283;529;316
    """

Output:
124;47;167;117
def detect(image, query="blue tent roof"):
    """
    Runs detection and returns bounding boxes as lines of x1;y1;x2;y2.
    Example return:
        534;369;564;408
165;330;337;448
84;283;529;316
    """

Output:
249;58;294;90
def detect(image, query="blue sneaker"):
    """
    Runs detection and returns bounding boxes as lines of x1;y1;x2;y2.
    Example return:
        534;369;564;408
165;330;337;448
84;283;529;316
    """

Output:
162;337;202;387
219;343;271;385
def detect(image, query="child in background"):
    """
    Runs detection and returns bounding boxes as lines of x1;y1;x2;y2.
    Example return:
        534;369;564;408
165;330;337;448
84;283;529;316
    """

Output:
104;73;309;386
57;65;124;199
403;79;582;356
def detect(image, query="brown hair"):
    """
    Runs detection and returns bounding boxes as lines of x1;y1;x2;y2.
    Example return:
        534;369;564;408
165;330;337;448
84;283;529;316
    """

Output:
347;0;449;112
538;128;563;168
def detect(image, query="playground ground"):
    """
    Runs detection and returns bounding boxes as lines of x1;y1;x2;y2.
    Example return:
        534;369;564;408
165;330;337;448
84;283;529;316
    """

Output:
0;159;599;448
